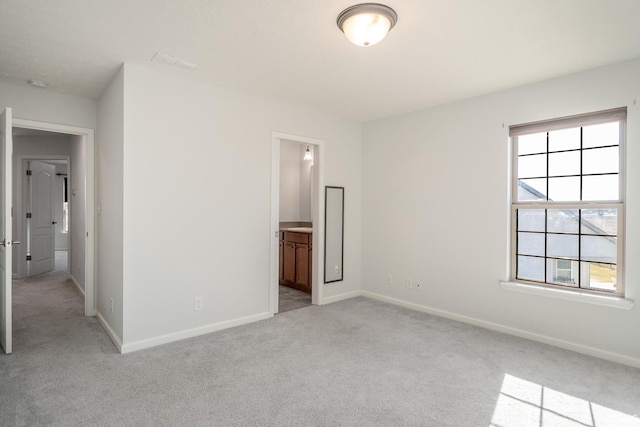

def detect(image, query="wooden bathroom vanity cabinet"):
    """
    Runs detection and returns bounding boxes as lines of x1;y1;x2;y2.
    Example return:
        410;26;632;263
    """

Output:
279;230;312;293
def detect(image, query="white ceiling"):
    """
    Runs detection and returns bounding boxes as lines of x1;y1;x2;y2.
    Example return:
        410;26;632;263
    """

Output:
1;0;639;122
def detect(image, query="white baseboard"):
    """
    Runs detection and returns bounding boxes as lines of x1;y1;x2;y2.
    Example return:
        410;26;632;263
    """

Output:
96;311;123;353
120;312;273;354
70;275;85;296
361;291;640;369
321;290;363;305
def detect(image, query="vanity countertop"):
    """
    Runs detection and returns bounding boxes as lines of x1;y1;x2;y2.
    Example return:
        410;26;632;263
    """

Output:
280;227;312;234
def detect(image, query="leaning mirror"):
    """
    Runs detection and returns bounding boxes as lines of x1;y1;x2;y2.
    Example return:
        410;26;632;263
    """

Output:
324;186;344;283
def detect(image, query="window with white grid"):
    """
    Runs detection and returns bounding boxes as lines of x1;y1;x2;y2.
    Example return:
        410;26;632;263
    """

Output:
510;108;626;296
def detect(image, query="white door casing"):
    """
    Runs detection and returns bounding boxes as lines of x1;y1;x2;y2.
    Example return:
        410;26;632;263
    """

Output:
28;161;56;277
1;108;13;354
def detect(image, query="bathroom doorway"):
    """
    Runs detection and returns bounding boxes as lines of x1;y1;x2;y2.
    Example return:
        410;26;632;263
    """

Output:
270;132;324;315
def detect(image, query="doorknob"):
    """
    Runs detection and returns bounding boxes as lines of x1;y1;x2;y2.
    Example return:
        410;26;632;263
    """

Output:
52;221;58;224
0;239;20;247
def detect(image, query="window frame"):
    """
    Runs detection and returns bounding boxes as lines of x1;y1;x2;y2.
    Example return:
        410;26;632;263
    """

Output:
510;108;626;297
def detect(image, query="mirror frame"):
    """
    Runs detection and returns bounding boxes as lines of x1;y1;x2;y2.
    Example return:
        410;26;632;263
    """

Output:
324;186;345;283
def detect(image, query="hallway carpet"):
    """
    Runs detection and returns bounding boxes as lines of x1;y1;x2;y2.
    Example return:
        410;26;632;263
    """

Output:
1;268;640;425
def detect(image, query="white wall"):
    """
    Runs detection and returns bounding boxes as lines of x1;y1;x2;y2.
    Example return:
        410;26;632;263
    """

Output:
279;140;302;222
298;144;312;222
279;140;313;223
362;58;640;363
70;135;86;291
96;67;125;342
0;81;96;129
13;135;72;156
119;63;362;347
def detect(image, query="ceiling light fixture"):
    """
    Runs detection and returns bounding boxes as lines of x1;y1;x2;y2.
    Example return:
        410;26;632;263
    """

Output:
27;79;47;89
304;145;313;161
337;3;397;47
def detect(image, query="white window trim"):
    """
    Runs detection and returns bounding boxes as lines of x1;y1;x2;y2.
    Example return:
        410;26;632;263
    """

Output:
499;281;633;310
508;108;627;298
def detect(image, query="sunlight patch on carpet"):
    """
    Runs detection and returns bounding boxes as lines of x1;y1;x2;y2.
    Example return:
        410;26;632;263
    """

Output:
491;374;640;427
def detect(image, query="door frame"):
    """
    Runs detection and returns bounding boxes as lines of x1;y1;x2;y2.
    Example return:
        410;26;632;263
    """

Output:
270;132;324;315
12;118;96;317
1;108;13;354
15;156;71;279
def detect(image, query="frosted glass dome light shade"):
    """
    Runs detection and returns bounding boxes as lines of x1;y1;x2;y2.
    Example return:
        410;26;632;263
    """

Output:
337;3;397;47
304;145;313;160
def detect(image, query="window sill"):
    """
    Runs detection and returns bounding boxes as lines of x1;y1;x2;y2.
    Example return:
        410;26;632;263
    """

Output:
499;281;633;310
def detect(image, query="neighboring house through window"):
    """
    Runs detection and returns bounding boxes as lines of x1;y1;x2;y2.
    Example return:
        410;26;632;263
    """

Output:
553;259;574;284
510;108;626;296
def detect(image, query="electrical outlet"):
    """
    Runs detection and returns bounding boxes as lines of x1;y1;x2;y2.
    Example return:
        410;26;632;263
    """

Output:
194;296;204;311
110;298;114;313
407;278;413;289
387;274;393;286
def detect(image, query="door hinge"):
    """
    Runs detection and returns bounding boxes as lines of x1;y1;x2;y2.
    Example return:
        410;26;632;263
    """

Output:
26;169;32;176
26;255;32;261
26;212;32;218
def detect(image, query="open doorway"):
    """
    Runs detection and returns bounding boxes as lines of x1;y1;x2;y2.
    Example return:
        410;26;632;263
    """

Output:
278;140;314;312
6;121;95;353
270;132;324;315
11;118;95;319
12;129;79;281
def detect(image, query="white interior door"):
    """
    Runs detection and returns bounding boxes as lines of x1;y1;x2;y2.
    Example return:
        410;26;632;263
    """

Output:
28;161;56;277
1;108;13;354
